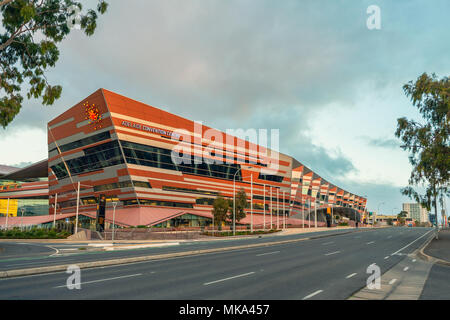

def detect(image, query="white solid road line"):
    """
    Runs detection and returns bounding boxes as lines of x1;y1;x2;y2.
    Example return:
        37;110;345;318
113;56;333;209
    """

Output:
204;272;255;286
403;267;409;272
324;251;340;256
322;241;334;245
302;290;323;300
366;241;375;245
53;273;143;288
390;229;434;256
389;279;397;285
256;251;280;256
346;273;357;279
384;256;390;260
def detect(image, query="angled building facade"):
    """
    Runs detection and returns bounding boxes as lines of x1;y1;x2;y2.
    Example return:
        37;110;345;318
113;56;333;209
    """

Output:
3;89;367;229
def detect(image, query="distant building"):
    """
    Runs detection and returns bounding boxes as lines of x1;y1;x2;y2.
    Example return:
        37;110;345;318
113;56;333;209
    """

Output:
402;203;429;223
375;214;397;226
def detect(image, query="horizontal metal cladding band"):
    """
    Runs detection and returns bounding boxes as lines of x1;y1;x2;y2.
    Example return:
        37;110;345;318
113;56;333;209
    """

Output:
0;229;366;278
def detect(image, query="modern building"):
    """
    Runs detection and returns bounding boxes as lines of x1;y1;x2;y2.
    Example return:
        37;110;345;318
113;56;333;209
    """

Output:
0;161;49;218
402;203;429;224
1;89;367;230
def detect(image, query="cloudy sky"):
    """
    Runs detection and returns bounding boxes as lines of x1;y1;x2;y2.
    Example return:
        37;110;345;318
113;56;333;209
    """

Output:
1;0;449;216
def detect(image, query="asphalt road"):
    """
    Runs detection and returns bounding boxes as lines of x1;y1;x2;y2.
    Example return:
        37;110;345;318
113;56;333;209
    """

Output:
0;227;440;300
0;228;356;271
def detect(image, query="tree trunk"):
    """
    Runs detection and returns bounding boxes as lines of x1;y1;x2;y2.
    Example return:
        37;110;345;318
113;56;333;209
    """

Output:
434;186;439;240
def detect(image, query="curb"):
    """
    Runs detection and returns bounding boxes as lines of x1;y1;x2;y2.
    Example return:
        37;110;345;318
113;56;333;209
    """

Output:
0;229;364;279
416;232;450;267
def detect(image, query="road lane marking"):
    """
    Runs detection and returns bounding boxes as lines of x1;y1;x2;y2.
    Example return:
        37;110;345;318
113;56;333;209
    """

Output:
384;256;390;260
387;236;392;239
302;290;323;300
324;251;340;256
366;241;375;245
403;267;409;272
322;241;334;245
204;272;255;286
53;273;142;288
412;259;416;262
389;279;397;285
256;251;280;256
346;273;357;279
390;229;434;256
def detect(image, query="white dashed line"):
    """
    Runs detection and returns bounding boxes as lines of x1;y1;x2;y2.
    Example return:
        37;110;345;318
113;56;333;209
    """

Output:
389;279;397;285
256;251;280;256
322;241;334;245
324;251;340;256
384;256;390;260
53;273;142;288
412;259;416;262
204;272;255;286
403;267;409;272
366;241;375;245
346;273;357;279
302;290;323;300
390;229;434;256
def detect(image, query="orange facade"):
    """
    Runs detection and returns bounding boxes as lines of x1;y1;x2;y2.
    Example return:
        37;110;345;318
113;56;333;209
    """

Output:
46;89;366;227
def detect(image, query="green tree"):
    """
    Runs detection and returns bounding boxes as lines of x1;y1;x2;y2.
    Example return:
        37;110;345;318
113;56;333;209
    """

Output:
228;187;248;226
0;0;108;128
212;193;229;231
396;73;449;238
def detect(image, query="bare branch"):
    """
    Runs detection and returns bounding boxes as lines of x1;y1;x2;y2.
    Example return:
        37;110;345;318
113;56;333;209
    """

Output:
0;0;14;7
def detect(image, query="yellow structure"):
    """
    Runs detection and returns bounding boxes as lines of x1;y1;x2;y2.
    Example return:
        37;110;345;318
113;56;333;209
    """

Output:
0;199;18;217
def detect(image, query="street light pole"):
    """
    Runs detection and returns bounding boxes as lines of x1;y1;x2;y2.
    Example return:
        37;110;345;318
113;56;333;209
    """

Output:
270;187;273;229
250;173;253;233
112;201;118;242
20;207;25;231
75;181;80;235
302;196;305;229
53;193;58;229
308;198;311;228
283;190;286;230
5;198;9;230
277;188;279;230
263;184;266;231
314;198;317;228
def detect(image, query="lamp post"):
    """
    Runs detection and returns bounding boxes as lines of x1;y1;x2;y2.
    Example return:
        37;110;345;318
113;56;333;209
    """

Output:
263;184;266;231
314;198;318;228
308;198;311;228
283;190;286;230
5;198;9;230
112;201;118;242
270;186;273;230
53;193;58;229
20;207;25;231
302;196;305;229
277;188;279;230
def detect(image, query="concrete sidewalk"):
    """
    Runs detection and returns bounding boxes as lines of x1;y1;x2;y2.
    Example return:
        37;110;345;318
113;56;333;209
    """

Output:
423;229;450;264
